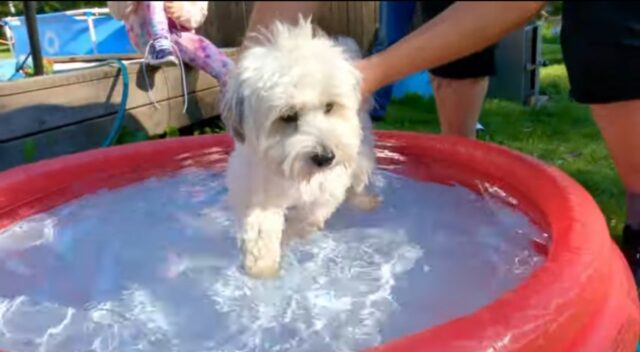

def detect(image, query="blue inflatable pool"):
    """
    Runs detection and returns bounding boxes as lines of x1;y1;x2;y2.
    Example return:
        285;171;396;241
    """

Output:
2;8;136;60
1;8;137;81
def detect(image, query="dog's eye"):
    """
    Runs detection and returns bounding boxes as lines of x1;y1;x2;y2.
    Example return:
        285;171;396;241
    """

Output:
280;111;299;124
324;102;335;114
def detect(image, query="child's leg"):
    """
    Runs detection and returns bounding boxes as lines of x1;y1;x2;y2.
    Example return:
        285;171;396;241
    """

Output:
121;2;169;51
121;2;176;65
172;32;234;89
139;1;171;41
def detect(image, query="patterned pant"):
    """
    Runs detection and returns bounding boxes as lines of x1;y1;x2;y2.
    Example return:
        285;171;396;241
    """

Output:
122;1;232;89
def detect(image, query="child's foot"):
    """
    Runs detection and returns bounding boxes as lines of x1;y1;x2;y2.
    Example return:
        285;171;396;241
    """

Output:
622;224;640;284
147;37;178;66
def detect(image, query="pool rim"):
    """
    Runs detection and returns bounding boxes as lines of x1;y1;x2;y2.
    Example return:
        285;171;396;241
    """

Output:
0;131;637;352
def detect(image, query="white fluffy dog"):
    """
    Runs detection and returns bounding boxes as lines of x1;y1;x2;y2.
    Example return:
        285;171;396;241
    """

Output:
221;18;379;278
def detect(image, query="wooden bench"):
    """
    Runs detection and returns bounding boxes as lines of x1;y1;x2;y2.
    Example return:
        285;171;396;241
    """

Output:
0;49;238;171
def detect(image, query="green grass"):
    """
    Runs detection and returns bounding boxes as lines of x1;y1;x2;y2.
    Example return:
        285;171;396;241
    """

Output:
541;19;563;66
542;43;563;66
542;19;560;45
376;64;626;239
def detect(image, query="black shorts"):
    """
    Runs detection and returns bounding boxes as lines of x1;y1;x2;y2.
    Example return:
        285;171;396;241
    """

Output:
420;1;496;79
561;2;640;104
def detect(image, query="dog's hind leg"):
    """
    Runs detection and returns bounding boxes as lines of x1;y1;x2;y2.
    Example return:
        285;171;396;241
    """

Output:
283;196;343;243
347;144;381;212
240;207;285;278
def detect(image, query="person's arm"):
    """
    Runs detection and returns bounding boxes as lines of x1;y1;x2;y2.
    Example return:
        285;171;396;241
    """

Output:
244;1;320;45
357;1;546;95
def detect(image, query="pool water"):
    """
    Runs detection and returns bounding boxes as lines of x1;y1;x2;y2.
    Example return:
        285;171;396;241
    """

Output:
0;168;549;352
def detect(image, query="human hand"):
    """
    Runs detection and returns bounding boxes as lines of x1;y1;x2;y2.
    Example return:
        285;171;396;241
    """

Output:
354;58;381;98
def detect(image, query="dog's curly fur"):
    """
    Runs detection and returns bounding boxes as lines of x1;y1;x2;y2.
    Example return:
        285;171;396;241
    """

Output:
221;18;379;278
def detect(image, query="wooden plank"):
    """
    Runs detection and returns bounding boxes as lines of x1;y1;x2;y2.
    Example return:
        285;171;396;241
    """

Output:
0;49;239;142
317;2;350;38
348;2;363;50
242;2;255;30
315;2;378;51
200;1;378;50
0;65;214;142
202;2;250;47
363;1;379;53
0;48;237;96
2;64;217;110
0;88;221;171
0;64;129;96
349;1;378;52
50;54;143;63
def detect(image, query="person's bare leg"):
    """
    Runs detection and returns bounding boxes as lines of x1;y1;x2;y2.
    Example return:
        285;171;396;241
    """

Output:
430;75;489;139
591;101;640;224
590;101;640;273
627;192;640;230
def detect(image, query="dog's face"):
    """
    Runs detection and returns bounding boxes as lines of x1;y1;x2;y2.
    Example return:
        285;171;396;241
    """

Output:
222;19;365;181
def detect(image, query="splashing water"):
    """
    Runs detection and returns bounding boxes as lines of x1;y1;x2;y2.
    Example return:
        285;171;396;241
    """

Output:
0;168;548;352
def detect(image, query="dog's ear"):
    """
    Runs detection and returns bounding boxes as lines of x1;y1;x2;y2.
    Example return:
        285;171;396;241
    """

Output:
334;36;363;61
221;75;246;143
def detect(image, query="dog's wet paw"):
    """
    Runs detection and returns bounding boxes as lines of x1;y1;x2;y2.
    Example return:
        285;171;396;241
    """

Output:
241;226;282;279
243;248;281;279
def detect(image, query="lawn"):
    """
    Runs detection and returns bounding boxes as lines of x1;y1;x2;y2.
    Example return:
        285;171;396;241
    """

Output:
376;65;625;240
542;43;563;65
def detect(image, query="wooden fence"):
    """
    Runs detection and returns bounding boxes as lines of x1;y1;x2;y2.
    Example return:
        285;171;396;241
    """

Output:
201;1;379;52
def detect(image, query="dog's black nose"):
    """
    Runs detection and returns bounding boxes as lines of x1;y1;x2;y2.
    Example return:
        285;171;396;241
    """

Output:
310;149;335;167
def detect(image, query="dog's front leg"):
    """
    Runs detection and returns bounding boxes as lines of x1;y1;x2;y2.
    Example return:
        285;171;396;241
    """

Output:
240;207;285;278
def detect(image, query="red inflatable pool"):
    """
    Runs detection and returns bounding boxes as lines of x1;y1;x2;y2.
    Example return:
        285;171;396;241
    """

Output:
0;131;638;351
